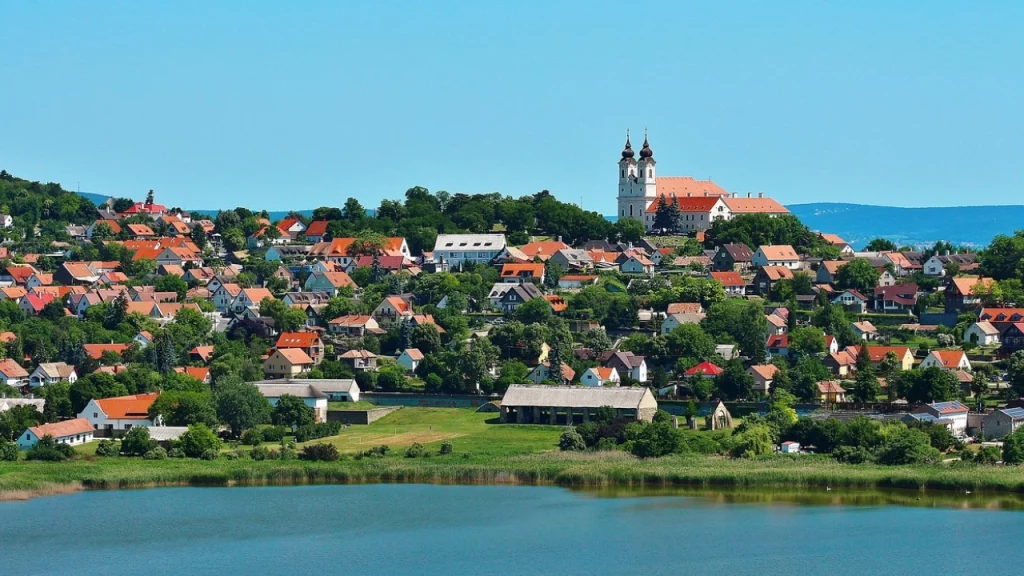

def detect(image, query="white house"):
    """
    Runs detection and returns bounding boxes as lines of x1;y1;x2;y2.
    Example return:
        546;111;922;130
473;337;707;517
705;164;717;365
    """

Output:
964;321;1000;346
919;350;972;372
780;441;801;454
397;348;424;373
660;312;706;335
580;367;620;387
79;392;161;431
751;245;801;269
911;401;969;438
17;418;94;450
29;362;78;388
432;234;507;270
982;407;1024;439
253;382;329;423
619;255;655;275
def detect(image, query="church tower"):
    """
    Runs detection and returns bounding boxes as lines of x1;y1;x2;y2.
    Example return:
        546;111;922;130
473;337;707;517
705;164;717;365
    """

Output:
636;130;657;207
616;131;641;221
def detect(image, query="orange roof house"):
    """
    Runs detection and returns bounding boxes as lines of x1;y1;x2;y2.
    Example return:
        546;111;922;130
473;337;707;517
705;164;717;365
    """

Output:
500;262;545;281
83;343;131;360
517;241;569;260
85;392;161;423
709;271;744;287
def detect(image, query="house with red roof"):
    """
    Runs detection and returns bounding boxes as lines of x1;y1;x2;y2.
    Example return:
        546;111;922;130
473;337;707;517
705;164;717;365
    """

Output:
752;245;800;269
0;358;30;387
328;314;382;337
262;348;315;379
684;361;724;379
766;334;790;359
19;292;56;316
372;295;414;324
174;366;212;384
303;220;329;242
79;392;161;431
581;366;621;387
500;263;545;284
120;199;168;216
275;332;324;365
276;217;307;239
920;350;971;372
709;271;745;296
17;417;94;450
83;343;131;361
873;284;918;313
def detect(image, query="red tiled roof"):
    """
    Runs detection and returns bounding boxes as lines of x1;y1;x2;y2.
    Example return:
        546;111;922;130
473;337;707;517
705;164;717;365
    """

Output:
83;343;130;360
27;418;93;439
304;220;329;237
710;271;744;287
276;332;322;349
94;392;160;419
685;361;724;377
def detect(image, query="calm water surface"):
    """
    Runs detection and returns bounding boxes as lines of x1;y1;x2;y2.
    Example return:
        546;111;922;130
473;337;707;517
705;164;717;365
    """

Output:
3;484;1024;576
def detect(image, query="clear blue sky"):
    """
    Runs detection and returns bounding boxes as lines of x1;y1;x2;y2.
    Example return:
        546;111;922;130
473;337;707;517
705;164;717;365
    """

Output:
3;1;1023;212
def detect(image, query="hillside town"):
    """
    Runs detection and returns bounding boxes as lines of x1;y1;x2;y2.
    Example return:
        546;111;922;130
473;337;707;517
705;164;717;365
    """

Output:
3;148;1024;467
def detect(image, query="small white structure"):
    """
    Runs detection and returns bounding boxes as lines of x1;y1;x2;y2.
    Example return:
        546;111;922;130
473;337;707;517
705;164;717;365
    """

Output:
964;321;1000;346
580;367;621;387
751;245;800;269
911;401;969;438
397;349;424;373
919;350;972;372
17;417;94;450
780;441;801;454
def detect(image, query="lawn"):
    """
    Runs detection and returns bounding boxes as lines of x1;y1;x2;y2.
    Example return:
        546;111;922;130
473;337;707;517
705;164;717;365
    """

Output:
299;408;562;457
326;401;383;411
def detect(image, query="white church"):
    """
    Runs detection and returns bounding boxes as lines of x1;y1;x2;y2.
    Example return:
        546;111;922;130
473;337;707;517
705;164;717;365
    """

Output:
616;131;788;232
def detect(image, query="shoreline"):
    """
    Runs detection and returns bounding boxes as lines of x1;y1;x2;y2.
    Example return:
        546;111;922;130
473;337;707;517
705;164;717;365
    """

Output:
4;453;1024;505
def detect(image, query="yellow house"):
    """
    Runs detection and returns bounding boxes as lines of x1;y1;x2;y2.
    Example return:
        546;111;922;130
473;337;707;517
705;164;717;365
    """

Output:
262;348;314;379
866;346;915;371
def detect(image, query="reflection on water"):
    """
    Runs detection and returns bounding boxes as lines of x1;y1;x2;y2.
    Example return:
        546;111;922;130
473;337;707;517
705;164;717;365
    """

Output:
575;484;1024;510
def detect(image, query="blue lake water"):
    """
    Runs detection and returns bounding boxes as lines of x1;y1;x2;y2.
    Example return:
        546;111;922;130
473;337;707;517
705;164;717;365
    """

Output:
3;484;1024;576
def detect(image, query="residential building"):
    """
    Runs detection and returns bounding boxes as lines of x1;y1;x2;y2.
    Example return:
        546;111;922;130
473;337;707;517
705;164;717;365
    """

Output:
964;321;1000;346
865;346;914;371
619;255;655;275
17;418;94;450
275;332;324;365
753;265;793;295
752;245;800;269
500;263;545;284
944;277;995;312
982;408;1024;439
920;350;971;372
817;381;847;403
712;244;754;272
526;362;575;385
328;315;381;337
923;253;977;276
709;271;745;296
851;321;878;341
815;260;846;284
262;348;314;379
604;351;647;383
372;295;415;324
748;364;779;394
397;348;424;372
685;361;724;379
549;249;593;271
557;274;598;289
79;392;161;431
497;282;544;313
29;362;78;388
873;284;918;313
432;234;507;269
660;312;705;335
580;366;620;387
912;401;969;437
0;358;30;387
339;349;378;371
230;288;274;313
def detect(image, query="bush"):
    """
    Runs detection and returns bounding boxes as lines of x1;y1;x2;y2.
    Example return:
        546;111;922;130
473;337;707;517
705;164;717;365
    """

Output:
120;427;156;457
628;422;684;458
559;428;586;452
1003;427;1024;464
293;422;342;443
439;440;453;455
833;445;876;464
728;424;774;458
0;441;19;461
95;440;120;458
143;447;168;460
240;428;263;446
167;447;185;458
250;445;270;461
405;442;425;458
976;446;1001;464
179;424;223;458
361;445;390;458
200;448;219;460
224;452;239;460
260;426;286;443
877;427;941;465
595;437;618;451
279;447;297;460
26;436;76;461
301;443;340;461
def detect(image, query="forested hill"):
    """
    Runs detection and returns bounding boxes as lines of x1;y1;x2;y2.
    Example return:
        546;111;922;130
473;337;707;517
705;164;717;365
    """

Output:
0;171;98;228
786;203;1024;249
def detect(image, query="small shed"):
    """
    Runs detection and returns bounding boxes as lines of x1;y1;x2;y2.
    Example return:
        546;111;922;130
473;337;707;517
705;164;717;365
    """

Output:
499;385;658;425
780;441;801;454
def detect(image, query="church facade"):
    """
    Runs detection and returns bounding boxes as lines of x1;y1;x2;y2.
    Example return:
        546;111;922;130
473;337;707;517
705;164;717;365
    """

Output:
616;131;788;232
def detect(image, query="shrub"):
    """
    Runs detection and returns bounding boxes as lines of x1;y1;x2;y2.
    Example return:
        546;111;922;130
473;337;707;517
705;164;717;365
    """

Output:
95;440;120;458
360;445;390;458
559;428;586;452
439;440;453;455
200;448;219;460
877;427;941;465
260;426;286;443
462;452;471;459
143;447;168;460
26;436;75;461
250;445;270;461
1003;427;1024;464
293;422;342;443
405;442;425;458
977;446;1001;464
167;447;185;458
179;424;223;458
0;441;19;461
279;447;297;460
728;424;774;458
240;428;263;446
595;437;618;451
301;443;340;461
224;452;238;460
628;422;684;458
120;427;156;456
833;445;876;464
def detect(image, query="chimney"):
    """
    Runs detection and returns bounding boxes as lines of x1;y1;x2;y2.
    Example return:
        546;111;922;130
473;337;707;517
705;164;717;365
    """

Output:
747;193;751;198
758;192;764;198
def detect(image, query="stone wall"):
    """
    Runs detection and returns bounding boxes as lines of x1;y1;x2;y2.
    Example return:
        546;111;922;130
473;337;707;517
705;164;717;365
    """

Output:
327;406;402;425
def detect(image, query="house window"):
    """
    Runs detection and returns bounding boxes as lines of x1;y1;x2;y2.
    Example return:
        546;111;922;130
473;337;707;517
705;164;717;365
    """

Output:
648;169;652;177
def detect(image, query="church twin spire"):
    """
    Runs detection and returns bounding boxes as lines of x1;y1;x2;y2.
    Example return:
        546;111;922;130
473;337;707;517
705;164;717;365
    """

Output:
621;128;654;162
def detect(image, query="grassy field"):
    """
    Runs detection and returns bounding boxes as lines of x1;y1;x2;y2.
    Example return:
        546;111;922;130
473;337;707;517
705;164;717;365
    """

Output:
326;401;385;411
5;408;1024;501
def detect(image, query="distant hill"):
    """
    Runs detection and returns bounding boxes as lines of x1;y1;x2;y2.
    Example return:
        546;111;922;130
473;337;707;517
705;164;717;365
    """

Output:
785;203;1024;249
78;191;112;206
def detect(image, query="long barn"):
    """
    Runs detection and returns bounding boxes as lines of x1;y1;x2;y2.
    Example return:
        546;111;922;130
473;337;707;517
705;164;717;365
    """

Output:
499;385;658;425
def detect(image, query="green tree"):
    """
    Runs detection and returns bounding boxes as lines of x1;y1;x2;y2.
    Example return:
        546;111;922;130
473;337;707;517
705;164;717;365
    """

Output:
272;394;315;428
652;196;681;232
1003;427;1024;464
702;299;769;362
835;259;881;294
715;360;755;400
613;218;645;244
148;391;218;427
849;369;881;403
120;427;157;456
410;323;442;355
513;296;554;325
1006;350;1024;398
864;238;898;252
178;424;223;458
628;421;684;458
215;378;272;437
788;327;825;356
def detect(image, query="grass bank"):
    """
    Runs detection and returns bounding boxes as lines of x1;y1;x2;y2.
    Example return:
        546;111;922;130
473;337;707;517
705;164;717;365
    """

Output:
4;408;1024;501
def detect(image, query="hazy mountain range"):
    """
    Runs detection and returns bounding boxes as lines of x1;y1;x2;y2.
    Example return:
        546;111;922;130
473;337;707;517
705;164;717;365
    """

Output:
79;192;1020;250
